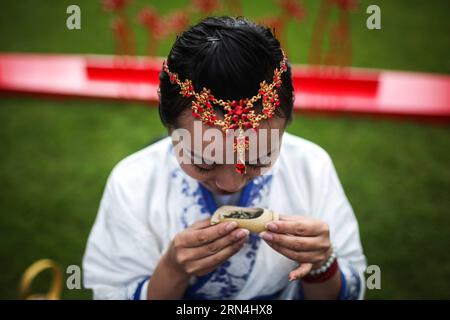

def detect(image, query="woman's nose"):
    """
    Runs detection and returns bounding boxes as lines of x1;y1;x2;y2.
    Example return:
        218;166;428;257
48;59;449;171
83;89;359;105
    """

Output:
214;165;246;193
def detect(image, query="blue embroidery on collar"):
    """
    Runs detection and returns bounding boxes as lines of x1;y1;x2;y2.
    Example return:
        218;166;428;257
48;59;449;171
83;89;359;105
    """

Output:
171;169;210;229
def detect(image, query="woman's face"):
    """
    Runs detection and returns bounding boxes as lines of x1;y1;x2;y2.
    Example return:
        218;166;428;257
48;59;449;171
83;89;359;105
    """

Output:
171;110;286;195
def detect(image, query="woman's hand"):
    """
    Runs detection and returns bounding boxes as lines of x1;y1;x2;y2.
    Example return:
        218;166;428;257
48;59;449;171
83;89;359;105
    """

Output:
260;215;332;281
164;218;249;279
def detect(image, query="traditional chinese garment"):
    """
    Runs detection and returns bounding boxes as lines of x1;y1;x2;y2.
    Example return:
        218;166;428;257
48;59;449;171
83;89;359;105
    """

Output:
82;132;367;300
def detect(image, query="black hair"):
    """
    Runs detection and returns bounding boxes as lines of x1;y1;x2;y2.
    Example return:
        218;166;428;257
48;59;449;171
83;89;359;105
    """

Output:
158;16;294;128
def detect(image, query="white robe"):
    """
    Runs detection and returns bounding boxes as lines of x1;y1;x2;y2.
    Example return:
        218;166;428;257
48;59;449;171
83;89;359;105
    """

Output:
82;132;367;300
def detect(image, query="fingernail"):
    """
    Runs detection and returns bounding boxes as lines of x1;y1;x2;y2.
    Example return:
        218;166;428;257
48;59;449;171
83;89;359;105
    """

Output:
225;221;238;232
266;223;278;231
260;231;273;241
236;229;250;239
288;272;297;281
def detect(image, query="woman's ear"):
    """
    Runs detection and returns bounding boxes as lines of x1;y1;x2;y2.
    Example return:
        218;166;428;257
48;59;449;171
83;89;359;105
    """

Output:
168;127;176;148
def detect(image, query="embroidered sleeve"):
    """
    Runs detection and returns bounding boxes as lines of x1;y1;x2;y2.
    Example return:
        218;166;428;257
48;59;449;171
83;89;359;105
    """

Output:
337;260;365;300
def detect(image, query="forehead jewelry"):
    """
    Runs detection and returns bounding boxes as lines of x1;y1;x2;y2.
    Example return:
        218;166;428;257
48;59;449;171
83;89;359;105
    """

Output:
162;50;288;175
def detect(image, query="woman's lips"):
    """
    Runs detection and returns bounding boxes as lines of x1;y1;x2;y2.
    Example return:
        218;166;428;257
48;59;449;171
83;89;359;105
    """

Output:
216;190;236;195
203;183;238;195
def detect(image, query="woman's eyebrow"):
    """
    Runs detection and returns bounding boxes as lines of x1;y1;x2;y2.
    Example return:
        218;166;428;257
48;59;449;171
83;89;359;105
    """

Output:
187;149;216;164
185;148;275;164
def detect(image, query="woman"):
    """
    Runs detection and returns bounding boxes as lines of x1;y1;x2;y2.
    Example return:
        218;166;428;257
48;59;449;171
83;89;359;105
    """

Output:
83;16;366;300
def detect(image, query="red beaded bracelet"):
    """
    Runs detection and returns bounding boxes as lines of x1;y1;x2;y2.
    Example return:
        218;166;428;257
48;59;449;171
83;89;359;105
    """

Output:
302;259;339;283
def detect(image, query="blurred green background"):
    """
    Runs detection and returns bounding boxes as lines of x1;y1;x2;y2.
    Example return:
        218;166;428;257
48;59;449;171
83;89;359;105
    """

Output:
0;0;449;299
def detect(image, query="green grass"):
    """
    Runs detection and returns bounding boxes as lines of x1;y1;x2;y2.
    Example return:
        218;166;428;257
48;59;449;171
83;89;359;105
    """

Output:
0;0;449;299
0;98;167;299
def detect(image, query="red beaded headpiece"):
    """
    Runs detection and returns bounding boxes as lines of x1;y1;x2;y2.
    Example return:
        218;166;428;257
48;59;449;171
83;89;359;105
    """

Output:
162;50;288;174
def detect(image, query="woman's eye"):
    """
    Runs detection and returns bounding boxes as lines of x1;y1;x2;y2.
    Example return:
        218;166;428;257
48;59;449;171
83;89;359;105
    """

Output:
193;164;216;173
193;163;269;173
247;163;270;170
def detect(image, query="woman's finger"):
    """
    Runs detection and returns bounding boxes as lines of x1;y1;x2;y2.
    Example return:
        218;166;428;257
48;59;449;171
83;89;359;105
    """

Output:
289;263;313;281
179;221;238;248
278;214;300;221
266;217;327;236
190;218;213;229
264;240;326;264
260;232;328;251
186;237;247;275
181;228;249;262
